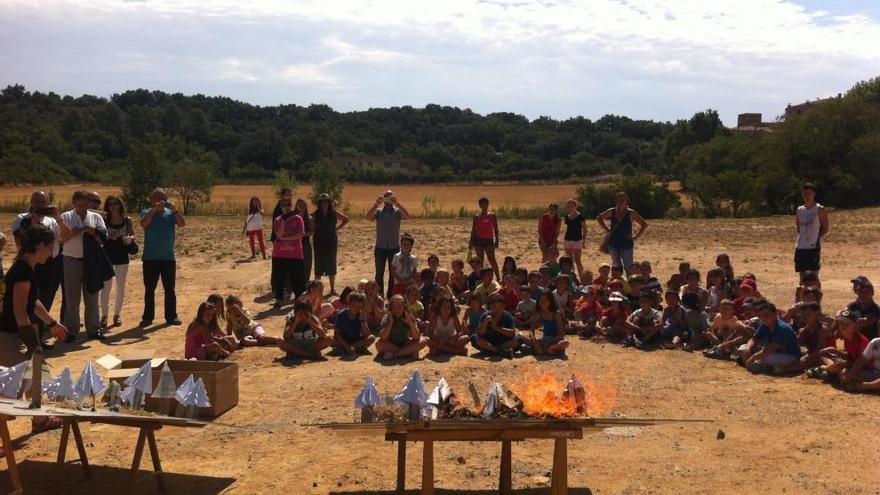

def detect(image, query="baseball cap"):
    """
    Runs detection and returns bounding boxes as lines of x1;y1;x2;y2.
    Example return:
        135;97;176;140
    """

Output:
598;263;611;270
851;276;873;288
835;309;861;322
580;285;595;296
317;193;331;202
608;279;623;288
608;291;625;302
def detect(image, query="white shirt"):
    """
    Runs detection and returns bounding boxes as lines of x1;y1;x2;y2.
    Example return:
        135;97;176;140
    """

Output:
862;338;880;372
61;209;106;259
245;212;263;232
391;252;418;284
12;213;61;257
796;203;823;250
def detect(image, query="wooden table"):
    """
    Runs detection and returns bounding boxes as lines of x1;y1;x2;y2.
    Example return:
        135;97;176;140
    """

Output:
0;400;207;494
386;421;582;495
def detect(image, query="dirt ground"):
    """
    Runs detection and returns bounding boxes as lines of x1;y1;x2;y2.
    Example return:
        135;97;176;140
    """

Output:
1;207;878;495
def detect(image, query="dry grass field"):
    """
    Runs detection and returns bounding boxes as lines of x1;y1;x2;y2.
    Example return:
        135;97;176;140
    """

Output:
0;199;878;494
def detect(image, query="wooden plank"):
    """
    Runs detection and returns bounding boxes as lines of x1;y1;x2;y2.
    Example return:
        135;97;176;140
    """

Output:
146;429;166;492
396;440;406;495
550;438;568;495
499;440;512;495
128;428;148;487
385;428;579;442
57;420;71;464
421;440;434;495
70;420;91;477
0;417;23;495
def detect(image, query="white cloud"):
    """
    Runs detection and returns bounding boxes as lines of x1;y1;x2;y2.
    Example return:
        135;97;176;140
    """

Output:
280;63;338;85
216;58;258;82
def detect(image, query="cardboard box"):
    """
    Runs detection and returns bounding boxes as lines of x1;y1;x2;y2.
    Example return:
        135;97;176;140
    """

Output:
145;360;238;418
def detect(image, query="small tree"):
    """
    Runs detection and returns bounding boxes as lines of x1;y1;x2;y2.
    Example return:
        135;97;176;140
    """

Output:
273;168;298;199
168;159;216;215
309;159;344;206
122;141;168;211
716;170;756;218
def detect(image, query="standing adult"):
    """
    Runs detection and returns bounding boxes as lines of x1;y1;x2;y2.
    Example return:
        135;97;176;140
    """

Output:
140;188;185;327
60;191;109;341
562;199;588;279
11;191;69;319
469;197;500;281
596;192;647;276
295;199;314;284
367;190;409;298
270;188;294;243
537;203;561;263
101;196;137;328
312;193;350;295
794;183;829;282
271;198;306;308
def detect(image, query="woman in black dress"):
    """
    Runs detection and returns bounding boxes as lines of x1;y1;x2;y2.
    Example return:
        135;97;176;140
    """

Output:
312;193;350;295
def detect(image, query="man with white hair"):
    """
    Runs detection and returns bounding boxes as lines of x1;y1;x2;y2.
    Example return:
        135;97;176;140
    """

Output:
139;188;185;327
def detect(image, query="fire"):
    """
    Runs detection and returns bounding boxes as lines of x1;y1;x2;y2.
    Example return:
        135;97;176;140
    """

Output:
510;369;618;417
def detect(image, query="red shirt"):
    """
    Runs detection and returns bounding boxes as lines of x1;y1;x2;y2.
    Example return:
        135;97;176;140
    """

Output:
844;332;870;360
602;304;630;324
576;299;604;319
475;213;496;240
539;214;561;244
498;287;520;312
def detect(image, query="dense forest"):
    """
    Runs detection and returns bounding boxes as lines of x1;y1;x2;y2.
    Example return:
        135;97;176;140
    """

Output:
0;76;878;216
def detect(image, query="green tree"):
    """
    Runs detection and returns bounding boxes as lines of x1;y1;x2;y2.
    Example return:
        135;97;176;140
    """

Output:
273;168;298;199
716;170;756;217
168;158;216;215
122;140;168;211
309;160;344;206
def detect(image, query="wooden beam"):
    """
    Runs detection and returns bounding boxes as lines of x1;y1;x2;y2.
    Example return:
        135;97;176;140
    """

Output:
421;440;434;495
128;428;148;488
146;429;166;492
57;420;71;464
499;440;512;495
396;440;406;495
0;417;22;495
550;438;568;495
70;420;91;477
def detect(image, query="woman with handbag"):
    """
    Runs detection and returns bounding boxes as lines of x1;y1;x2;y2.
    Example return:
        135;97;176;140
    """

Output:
596;192;647;276
101;195;138;328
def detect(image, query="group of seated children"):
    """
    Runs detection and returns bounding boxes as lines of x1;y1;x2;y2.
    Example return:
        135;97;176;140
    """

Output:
182;234;880;393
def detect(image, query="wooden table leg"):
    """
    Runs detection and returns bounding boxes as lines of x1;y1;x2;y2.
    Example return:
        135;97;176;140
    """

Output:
128;428;148;487
396;440;406;495
57;419;71;464
146;429;166;492
499;440;512;495
70;420;91;478
550;438;568;495
421;440;434;495
0;417;23;495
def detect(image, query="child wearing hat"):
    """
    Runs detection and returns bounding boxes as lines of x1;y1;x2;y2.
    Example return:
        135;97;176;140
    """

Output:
596;291;630;340
847;277;880;339
806;309;870;380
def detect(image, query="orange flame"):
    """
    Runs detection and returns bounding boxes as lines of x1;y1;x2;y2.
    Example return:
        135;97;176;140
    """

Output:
510;369;618;417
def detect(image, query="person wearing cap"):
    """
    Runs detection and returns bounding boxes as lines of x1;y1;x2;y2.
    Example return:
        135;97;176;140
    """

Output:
734;278;759;317
367;190;410;298
794;182;828;281
597;291;630;340
312;193;349;295
847;277;879;339
806;309;869;380
472;293;521;359
596;191;648;276
739;302;802;374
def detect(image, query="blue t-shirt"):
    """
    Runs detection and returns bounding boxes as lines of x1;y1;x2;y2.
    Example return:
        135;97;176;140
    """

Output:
334;309;363;344
480;311;515;341
140;208;177;261
753;319;802;357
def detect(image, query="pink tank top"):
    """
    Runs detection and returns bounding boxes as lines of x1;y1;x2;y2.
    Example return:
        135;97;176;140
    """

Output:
475;213;495;240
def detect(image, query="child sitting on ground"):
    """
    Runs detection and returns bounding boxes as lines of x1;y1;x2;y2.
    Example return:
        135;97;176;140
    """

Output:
703;299;751;359
739;302;802;374
206;294;238;353
797;302;834;370
638;260;661;294
623;292;663;350
497;274;521;313
435;269;454;299
405;285;426;324
706;268;728;315
596;291;630;340
794;270;821;303
552;274;575;319
783;286;822;329
525;290;569;356
474;267;500;304
391;233;418;296
558;256;579;287
594;263;611;288
660;290;688;349
682;292;711;351
806;309;869;380
300;280;336;323
608;266;630;294
376;295;428;360
714;253;735;287
679;269;709;311
363;280;386;334
542;246;562;279
515;285;537;329
626;277;643;313
330;286;354;313
471;293;522;359
666;262;691;293
279;300;331;360
427;253;440;274
572;286;604;337
426;296;469;357
450;259;468;298
419;268;439;310
840;336;880;392
463;293;486;335
331;292;376;356
185;302;230;360
466;257;483;293
515;267;529;286
225;295;280;346
847;278;879;339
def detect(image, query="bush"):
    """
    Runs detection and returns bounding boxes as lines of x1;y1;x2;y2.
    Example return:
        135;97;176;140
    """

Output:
273;168;298;199
309;160;344;206
122;141;168;211
168;158;216;215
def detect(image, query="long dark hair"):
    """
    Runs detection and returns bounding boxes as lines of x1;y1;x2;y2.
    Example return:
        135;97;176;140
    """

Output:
103;195;127;217
537;289;558;313
315;197;335;219
191;302;215;329
248;196;262;215
16;224;55;261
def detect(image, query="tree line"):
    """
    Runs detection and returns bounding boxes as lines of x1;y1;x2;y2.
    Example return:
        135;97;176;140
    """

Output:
0;76;878;217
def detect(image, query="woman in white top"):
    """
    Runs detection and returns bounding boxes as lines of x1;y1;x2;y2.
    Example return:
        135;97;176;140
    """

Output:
244;197;266;260
426;297;469;357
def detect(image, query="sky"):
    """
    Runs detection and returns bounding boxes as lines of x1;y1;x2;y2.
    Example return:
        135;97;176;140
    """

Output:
1;0;879;126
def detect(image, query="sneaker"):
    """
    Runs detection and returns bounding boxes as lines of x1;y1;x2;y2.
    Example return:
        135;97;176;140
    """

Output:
166;319;182;326
113;315;122;328
683;343;693;353
502;349;515;360
87;332;107;341
634;338;646;350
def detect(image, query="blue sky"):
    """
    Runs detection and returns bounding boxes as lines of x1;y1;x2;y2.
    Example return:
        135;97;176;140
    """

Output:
1;0;878;126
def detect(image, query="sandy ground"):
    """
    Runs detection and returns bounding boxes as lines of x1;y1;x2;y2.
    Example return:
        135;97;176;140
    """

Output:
1;208;879;495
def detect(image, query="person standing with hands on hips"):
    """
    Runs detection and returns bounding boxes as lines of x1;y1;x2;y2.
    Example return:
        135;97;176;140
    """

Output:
367;191;409;299
140;188;185;328
469;197;500;281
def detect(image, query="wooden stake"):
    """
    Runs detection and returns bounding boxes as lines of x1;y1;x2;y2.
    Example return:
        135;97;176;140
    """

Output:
128;428;147;487
0;417;23;494
396;440;406;495
422;440;434;495
146;429;165;491
550;438;568;495
70;420;91;478
29;351;42;409
499;440;512;495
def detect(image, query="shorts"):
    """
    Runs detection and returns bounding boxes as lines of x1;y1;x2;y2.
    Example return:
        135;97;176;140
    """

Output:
661;325;690;341
472;237;495;249
563;240;583;251
758;352;800;367
794;247;820;272
471;332;521;347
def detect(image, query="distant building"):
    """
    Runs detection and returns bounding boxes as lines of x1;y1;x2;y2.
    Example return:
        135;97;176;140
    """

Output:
731;113;774;134
330;155;424;173
784;94;841;118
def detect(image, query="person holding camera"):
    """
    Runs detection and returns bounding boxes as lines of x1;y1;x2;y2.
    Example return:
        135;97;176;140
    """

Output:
366;190;410;299
139;188;185;327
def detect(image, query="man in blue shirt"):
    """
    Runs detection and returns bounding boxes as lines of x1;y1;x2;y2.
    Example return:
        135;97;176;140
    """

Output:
139;188;185;327
739;302;802;374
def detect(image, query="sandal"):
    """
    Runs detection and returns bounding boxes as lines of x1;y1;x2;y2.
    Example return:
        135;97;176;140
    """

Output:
113;315;122;327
